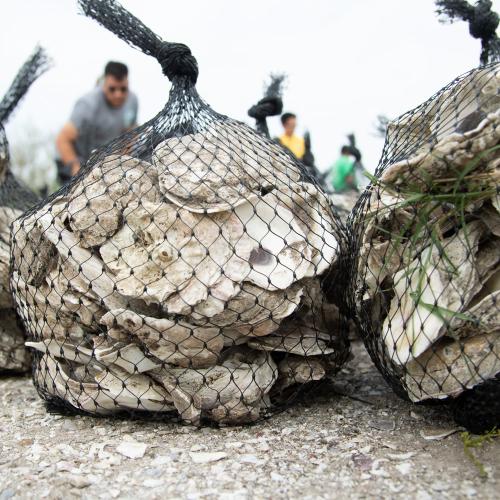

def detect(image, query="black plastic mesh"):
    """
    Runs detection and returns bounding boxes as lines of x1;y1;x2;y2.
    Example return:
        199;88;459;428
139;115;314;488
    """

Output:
10;0;350;425
0;47;49;373
349;63;500;432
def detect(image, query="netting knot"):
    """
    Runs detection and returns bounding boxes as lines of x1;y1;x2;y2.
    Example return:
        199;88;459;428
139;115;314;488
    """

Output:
248;96;283;120
436;0;500;65
157;42;198;83
469;0;499;41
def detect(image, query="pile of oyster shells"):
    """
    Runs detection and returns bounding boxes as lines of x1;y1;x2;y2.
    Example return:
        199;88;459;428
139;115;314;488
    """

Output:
356;65;500;403
12;120;346;424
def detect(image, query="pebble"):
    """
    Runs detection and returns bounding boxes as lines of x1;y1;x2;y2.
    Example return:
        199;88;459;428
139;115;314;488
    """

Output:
387;452;416;461
370;458;389;474
144;468;163;478
116;441;148;459
67;475;91;489
415;490;432;500
239;455;263;464
56;460;74;472
189;452;228;464
190;444;206;452
17;438;33;446
370;468;390;478
382;441;399;451
224;442;243;449
463;486;477;497
369;418;396;432
143;479;163;488
352;453;373;472
410;410;425;421
389;483;404;493
256;441;270;452
431;481;448;492
395;462;412;475
151;455;172;466
420;428;459;441
270;472;285;482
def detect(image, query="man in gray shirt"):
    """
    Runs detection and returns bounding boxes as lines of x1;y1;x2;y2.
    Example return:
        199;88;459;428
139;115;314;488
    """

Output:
56;61;138;183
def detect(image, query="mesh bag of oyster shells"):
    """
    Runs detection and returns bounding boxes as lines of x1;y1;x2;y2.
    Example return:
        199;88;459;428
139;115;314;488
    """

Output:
10;0;350;425
0;46;50;373
349;62;500;433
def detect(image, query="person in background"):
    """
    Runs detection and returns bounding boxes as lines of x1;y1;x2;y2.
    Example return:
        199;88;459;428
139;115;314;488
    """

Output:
278;112;305;161
56;61;138;184
330;145;357;192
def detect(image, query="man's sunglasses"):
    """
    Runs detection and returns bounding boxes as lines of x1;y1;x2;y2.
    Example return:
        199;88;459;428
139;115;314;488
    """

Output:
108;86;128;94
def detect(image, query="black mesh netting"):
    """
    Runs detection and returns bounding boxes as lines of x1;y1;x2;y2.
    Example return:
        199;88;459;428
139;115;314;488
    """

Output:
10;0;350;425
348;63;500;433
0;46;49;373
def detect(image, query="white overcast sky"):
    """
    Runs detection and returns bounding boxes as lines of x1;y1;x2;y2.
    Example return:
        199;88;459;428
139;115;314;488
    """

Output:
1;0;498;173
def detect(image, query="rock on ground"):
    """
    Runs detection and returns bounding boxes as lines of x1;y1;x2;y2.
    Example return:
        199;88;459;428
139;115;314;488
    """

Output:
0;342;498;499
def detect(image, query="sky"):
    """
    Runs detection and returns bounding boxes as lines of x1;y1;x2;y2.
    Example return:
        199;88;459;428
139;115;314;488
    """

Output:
1;0;498;175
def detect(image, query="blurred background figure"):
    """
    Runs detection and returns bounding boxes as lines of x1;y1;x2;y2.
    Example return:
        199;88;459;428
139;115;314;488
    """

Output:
278;112;305;161
330;145;357;193
328;140;363;221
347;133;369;191
301;130;327;188
55;61;138;184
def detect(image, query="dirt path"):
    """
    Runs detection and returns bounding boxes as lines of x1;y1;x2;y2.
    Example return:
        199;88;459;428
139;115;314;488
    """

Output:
0;342;498;499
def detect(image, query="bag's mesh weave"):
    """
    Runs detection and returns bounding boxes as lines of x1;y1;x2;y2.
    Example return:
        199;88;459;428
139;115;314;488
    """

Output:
10;0;350;425
349;63;500;432
0;46;49;373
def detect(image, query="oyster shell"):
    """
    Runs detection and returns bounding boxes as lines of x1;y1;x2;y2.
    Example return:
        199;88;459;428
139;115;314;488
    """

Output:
150;345;277;425
67;155;160;248
382;221;493;365
277;355;326;390
35;354;174;414
153;122;303;214
247;326;334;356
100;309;224;368
381;110;500;192
207;282;304;338
405;332;500;402
153;133;255;213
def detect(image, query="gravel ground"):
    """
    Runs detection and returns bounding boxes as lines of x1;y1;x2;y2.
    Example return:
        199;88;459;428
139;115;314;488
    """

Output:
1;341;498;499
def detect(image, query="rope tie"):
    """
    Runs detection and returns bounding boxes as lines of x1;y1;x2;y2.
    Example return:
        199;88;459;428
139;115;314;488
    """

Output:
436;0;500;65
157;41;199;83
248;96;283;120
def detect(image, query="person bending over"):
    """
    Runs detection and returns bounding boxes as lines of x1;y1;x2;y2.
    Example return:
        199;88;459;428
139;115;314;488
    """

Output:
331;145;357;193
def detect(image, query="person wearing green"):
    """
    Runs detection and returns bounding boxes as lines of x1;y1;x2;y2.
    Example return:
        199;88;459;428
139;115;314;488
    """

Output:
331;146;357;192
